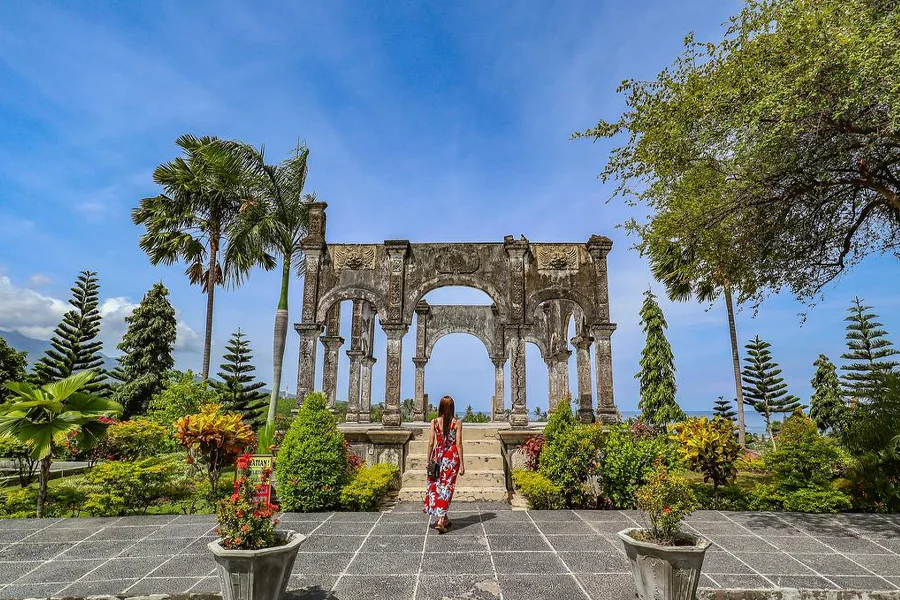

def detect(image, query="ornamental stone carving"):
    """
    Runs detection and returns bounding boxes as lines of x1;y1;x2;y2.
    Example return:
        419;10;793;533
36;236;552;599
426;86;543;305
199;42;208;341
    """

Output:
331;245;378;270
534;244;580;271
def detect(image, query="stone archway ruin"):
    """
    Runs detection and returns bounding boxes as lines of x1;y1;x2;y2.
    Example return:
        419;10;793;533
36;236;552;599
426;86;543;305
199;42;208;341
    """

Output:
295;202;619;428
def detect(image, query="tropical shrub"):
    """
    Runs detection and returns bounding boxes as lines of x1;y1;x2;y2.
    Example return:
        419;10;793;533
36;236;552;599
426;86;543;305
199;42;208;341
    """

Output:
147;371;218;429
518;434;545;471
597;424;676;509
341;464;399;511
275;392;351;512
175;404;255;497
104;418;172;461
748;484;852;513
82;456;181;516
215;453;280;550
690;483;750;511
671;417;741;492
635;462;697;544
542;401;576;444
0;435;37;487
539;423;605;507
345;440;365;470
512;469;565;510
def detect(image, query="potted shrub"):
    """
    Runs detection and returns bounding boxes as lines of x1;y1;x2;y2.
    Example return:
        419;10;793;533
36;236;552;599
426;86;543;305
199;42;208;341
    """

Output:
618;461;709;600
209;453;305;600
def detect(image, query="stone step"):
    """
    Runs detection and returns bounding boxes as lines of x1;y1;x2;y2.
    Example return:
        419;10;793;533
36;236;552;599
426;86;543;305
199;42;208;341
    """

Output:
406;453;504;471
408;425;502;440
397;486;510;503
401;469;506;488
407;438;502;454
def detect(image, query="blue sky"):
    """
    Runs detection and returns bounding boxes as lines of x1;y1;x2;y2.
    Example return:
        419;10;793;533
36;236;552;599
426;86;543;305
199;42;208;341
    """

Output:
0;1;897;416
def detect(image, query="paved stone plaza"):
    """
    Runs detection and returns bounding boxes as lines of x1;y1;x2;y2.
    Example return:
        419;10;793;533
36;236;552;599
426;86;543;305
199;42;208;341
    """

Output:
2;504;900;599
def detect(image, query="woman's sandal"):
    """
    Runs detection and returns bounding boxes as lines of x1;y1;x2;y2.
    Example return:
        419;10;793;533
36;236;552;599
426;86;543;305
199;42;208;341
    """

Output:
435;520;448;534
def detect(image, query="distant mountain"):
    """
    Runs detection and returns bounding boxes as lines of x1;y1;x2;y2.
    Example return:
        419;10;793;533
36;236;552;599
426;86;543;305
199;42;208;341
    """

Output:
0;330;119;373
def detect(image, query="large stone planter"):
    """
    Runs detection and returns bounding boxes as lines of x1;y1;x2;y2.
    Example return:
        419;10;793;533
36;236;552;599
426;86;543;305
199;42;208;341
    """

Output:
618;528;710;600
208;530;306;600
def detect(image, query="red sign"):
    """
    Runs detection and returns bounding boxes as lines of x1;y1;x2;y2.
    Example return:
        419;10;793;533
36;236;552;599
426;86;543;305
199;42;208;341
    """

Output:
249;455;274;503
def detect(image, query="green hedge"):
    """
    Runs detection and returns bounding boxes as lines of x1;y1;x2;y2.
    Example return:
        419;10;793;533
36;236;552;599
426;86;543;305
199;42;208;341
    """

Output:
341;464;399;511
513;469;565;510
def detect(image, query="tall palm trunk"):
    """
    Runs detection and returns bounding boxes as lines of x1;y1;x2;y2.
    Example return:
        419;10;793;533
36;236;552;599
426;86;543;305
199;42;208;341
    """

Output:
725;286;747;447
267;255;292;425
202;237;219;381
36;456;51;518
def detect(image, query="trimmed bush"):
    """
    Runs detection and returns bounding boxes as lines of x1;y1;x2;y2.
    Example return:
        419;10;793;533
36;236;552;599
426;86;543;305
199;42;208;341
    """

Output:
671;416;741;491
275;392;351;512
597;424;676;509
513;470;565;510
539;423;604;507
341;464;399;511
83;457;180;516
0;484;87;519
104;418;172;461
690;483;751;511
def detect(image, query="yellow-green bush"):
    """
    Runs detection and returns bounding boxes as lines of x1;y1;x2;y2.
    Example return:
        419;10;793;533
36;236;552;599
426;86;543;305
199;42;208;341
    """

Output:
340;464;399;511
105;418;173;461
83;457;180;516
671;416;741;491
513;469;565;510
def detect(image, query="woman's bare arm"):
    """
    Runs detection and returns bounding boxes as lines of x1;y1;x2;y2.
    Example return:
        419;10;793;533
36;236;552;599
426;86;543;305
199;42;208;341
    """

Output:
457;419;465;475
427;420;435;460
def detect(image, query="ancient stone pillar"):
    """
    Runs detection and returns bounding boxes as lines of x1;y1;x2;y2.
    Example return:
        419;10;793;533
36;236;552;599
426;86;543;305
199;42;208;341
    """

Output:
381;324;407;428
295;324;322;404
412;357;427;422
295;202;328;405
344;350;363;423
555;349;572;410
413;301;430;422
572;335;594;423
320;304;343;409
546;358;559;411
507;326;529;427
592;323;618;423
360;355;376;423
492;357;506;423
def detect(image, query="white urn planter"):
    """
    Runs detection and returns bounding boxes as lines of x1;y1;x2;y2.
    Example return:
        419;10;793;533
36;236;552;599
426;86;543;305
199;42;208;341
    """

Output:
209;530;306;600
618;528;711;600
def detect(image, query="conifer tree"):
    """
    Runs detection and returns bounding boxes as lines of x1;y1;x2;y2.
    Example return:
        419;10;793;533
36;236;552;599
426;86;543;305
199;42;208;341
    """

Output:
112;283;177;417
0;337;27;404
32;271;110;395
713;396;737;422
741;335;802;449
841;297;899;402
809;354;844;434
636;288;685;425
211;330;267;428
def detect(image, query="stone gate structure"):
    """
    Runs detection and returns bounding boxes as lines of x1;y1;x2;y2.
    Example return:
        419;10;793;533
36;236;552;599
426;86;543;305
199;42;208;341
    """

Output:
295;202;618;427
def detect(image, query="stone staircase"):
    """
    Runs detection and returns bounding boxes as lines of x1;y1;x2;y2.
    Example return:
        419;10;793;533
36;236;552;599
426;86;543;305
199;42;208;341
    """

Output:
397;425;509;502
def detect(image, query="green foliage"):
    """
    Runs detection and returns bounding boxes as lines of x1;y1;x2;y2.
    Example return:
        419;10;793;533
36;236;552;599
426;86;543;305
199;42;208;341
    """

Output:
636;289;684;425
147;371;218;429
104;418;172;461
539;424;605;507
0;434;37;487
690;483;750;511
83;457;181;516
635;463;697;545
581;0;900;303
112;283;177;417
809;354;845;434
597;424;676;509
749;484;852;514
211;330;267;428
0;484;87;519
31;271;110;395
462;405;489;423
512;470;565;510
742;336;802;446
841;298;900;403
275;396;297;417
275;392;351;512
671;417;740;491
712;397;736;422
542;401;575;445
0;337;27;404
340;464;399;511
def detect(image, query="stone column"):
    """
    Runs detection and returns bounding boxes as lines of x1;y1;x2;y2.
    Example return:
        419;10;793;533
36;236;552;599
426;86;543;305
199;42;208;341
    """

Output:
507;326;529;427
491;357;506;423
360;355;376;423
295;202;328;405
554;349;571;411
413;301;430;422
381;324;407;428
546;358;559;411
592;323;618;423
344;350;363;423
572;334;594;423
412;357;427;422
320;304;343;409
295;323;322;404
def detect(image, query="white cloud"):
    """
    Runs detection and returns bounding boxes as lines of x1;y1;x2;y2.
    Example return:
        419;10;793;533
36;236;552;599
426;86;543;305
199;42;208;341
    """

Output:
26;273;52;288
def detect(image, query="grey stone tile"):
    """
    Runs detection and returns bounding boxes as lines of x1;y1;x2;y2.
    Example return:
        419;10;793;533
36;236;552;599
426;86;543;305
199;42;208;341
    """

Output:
379;512;428;523
0;582;66;598
732;551;815;575
22;527;95;543
535;520;594;535
92;525;162;540
559;551;629;574
486;534;550;552
84;555;168;580
292;552;355;575
586;521;633;534
0;561;42;584
124;576;201;594
0;530;38;544
767;574;839;589
172;514;217;524
498;573;587;600
279;512;334;522
59;578;138;596
13;558;106;584
300;535;366;553
764;535;834;553
314;521;375;536
0;541;74;561
573;510;632;522
119;536;196;557
57;539;130;559
849;554;900;577
331;574;416;599
285;574;338;598
345;552;422;575
370;522;427;536
702;551;757;574
361;534;424;553
481;521;540;535
709;535;777;553
177;536;217;555
189;576;223;594
108;515;177;526
420;552;493;575
425;534;489;553
0;519;56;530
528;510;577;521
545;534;607;552
875;538;900;554
477;502;512;512
445;514;484;533
819;535;892;554
575;573;636;600
828;575;898;590
491;551;568;575
392;502;426;513
699;574;720;588
277;521;323;536
795;553;875;576
487;511;534;522
150;553;218;577
711;574;775;588
51;517;117;529
689;521;748;536
684;510;731;522
146;523;215;539
416;574;500;600
328;512;382;523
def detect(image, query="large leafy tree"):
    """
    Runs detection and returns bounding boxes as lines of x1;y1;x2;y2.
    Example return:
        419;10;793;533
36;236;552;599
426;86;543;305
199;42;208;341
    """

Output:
741;336;802;449
224;142;313;425
841;297;900;402
133;135;274;380
32;271;110;395
809;354;845;434
0;337;27;404
211;330;267;428
112;283;177;417
636;288;685;425
581;0;900;304
713;396;737;422
0;371;121;516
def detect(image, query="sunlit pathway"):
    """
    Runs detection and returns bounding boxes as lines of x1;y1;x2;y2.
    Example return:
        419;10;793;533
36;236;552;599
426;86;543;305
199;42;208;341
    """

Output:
1;504;900;599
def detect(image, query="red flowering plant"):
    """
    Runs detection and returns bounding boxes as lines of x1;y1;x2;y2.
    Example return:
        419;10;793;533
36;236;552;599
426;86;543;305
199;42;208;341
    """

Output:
215;453;281;550
518;434;545;471
634;460;697;545
345;440;365;470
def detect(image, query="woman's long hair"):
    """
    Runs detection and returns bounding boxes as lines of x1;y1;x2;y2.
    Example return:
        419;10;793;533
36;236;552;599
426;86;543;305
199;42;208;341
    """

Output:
438;395;455;434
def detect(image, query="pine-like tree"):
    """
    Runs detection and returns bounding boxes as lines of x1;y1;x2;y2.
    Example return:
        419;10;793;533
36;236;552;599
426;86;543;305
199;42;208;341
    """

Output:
636;288;685;425
841;297;900;402
741;335;802;448
809;354;845;434
0;336;28;403
112;283;177;417
211;330;267;428
31;271;110;395
713;396;737;421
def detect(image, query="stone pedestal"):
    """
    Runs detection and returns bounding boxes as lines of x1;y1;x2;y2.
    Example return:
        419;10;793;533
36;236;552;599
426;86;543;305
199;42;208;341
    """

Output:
492;358;506;422
412;357;427;422
294;324;322;405
572;335;594;423
344;350;363;423
507;329;529;428
320;335;344;409
360;356;376;423
381;325;407;428
593;323;619;424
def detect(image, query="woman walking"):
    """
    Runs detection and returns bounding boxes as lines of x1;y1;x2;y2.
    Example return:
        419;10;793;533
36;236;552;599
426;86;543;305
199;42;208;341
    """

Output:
423;395;465;533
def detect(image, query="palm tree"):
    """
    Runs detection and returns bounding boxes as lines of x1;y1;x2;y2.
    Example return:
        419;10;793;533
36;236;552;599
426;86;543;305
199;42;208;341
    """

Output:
133;135;274;380
224;142;314;425
0;371;121;516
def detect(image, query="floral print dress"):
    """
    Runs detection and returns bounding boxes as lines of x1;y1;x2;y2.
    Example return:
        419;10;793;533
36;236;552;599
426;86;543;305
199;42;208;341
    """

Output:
422;418;459;517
